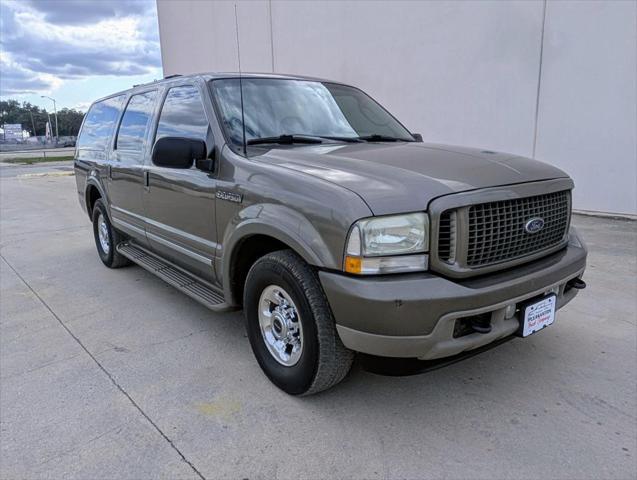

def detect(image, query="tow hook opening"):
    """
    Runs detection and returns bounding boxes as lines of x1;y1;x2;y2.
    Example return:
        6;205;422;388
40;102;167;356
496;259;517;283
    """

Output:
453;312;492;338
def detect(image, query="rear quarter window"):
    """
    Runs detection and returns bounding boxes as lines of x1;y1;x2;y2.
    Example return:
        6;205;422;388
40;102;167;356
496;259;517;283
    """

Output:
115;91;157;152
77;95;124;151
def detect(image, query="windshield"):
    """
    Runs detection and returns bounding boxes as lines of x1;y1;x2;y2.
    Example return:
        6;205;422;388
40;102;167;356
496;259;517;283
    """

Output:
210;78;414;149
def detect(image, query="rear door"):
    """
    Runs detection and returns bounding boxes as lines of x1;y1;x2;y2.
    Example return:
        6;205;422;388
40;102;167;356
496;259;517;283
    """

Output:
142;82;218;283
108;90;158;245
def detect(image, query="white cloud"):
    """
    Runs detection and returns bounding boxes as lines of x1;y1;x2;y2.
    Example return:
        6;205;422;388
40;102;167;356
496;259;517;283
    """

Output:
0;0;161;96
0;53;63;95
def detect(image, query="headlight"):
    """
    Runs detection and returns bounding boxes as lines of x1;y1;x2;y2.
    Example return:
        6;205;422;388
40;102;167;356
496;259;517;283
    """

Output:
344;212;429;274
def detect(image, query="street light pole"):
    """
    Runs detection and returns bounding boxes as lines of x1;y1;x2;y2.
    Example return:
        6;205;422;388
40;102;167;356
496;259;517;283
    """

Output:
41;96;59;142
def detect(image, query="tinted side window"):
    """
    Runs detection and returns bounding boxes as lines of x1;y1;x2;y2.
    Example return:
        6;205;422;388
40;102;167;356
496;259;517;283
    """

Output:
155;85;209;142
77;95;124;150
116;91;157;152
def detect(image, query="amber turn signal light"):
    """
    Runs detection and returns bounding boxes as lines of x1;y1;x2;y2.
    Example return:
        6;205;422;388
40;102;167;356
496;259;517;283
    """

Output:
344;256;362;274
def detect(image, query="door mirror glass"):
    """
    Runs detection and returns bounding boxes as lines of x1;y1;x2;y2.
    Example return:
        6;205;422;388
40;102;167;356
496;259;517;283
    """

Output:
411;133;423;142
152;137;206;169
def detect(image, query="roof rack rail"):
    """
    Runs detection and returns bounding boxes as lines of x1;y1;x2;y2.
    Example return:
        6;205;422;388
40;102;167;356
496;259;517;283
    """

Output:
132;80;158;88
131;74;182;88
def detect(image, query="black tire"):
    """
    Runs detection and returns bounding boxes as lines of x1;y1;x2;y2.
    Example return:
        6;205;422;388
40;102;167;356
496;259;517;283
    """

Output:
244;250;354;395
92;199;131;268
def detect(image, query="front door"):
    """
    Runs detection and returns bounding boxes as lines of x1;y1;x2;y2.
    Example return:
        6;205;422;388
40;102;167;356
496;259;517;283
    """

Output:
142;84;218;283
109;89;158;246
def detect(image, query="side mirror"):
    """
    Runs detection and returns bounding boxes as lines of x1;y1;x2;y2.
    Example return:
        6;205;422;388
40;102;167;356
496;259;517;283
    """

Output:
195;154;215;173
152;137;206;169
411;133;423;142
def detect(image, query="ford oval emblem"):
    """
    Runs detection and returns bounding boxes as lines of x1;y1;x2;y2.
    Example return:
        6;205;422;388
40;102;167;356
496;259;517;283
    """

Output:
525;217;545;234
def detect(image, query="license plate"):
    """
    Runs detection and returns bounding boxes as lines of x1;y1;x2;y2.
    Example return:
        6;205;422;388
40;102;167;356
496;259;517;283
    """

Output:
519;294;556;337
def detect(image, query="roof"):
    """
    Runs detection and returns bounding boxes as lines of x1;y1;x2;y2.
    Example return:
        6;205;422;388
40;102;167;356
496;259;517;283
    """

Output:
200;72;338;83
91;72;343;106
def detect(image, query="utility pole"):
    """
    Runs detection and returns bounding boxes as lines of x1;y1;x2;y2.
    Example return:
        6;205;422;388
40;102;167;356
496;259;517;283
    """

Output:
41;96;59;142
29;110;37;136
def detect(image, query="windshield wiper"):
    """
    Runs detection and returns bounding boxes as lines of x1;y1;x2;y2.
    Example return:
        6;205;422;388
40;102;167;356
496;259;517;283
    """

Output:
246;134;323;146
246;133;410;146
357;134;413;142
313;135;364;143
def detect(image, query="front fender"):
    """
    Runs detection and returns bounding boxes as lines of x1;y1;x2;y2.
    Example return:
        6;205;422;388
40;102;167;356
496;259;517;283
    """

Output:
220;203;341;303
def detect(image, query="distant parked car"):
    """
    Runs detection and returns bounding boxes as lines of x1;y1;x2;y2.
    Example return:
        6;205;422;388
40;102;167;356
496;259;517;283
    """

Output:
26;136;47;145
57;136;76;147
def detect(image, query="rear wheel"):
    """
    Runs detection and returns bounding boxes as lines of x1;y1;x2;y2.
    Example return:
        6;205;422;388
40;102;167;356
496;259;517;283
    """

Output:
92;199;130;268
244;250;354;395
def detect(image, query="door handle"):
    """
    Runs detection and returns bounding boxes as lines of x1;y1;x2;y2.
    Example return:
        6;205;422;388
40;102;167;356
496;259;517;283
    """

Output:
143;171;150;191
107;164;112;180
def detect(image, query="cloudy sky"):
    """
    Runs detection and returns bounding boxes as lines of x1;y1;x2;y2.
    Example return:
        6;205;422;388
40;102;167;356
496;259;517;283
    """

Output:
0;0;162;111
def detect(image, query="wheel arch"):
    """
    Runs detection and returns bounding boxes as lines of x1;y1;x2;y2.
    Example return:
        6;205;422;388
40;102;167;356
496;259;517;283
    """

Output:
220;205;342;307
85;179;108;219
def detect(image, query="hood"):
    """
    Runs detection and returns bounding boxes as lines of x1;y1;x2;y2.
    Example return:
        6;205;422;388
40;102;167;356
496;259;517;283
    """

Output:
256;142;569;215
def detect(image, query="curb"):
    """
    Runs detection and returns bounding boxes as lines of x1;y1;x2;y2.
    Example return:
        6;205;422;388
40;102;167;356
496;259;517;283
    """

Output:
17;171;75;179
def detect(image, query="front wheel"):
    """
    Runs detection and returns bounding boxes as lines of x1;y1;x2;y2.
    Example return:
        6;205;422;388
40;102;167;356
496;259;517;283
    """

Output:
244;250;354;395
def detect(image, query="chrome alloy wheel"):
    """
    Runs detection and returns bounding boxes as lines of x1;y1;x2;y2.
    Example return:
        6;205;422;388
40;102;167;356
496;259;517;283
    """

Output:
258;285;303;366
97;213;110;255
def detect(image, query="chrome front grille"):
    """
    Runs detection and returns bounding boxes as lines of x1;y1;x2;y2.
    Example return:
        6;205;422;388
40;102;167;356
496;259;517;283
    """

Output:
436;189;571;274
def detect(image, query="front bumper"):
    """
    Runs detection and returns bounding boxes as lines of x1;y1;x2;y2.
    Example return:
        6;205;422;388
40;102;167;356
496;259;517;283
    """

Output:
319;227;587;360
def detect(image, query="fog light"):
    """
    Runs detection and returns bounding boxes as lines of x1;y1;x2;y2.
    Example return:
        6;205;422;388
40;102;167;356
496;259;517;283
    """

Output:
505;304;516;319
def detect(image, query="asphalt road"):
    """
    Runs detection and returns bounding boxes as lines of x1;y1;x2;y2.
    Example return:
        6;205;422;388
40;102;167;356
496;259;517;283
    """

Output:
0;147;75;160
1;167;635;479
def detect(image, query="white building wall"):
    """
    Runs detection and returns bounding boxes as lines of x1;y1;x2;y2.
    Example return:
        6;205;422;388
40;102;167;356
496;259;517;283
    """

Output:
534;1;636;215
157;0;636;215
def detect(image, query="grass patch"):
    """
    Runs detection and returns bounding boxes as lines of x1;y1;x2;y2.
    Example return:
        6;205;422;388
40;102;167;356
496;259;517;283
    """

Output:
2;155;74;165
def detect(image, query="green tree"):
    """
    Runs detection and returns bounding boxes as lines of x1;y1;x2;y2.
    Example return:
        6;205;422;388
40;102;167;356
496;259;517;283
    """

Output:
56;108;85;136
0;99;85;137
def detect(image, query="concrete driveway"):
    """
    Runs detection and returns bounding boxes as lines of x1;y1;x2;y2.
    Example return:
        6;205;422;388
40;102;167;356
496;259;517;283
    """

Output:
0;160;74;179
1;167;635;479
